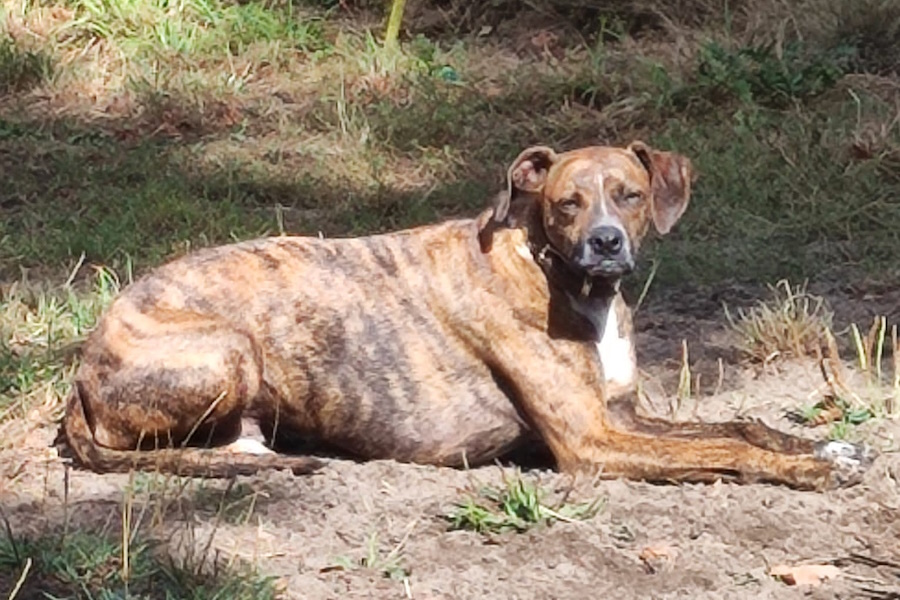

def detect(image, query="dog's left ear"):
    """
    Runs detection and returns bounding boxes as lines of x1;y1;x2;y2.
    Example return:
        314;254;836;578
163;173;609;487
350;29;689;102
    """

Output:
629;141;692;235
494;146;559;223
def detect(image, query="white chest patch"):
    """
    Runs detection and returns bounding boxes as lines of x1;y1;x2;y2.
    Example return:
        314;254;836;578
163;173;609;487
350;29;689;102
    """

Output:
596;305;635;387
515;242;532;260
570;295;635;388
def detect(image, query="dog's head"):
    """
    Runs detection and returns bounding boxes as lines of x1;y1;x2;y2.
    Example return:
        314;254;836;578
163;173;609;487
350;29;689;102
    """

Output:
493;142;692;279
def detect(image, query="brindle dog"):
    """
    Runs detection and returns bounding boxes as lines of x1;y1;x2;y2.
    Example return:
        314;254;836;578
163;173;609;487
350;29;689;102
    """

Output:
62;142;872;489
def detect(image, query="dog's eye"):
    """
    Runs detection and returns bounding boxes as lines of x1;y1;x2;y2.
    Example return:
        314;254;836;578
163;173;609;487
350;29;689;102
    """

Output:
620;192;643;206
558;198;580;212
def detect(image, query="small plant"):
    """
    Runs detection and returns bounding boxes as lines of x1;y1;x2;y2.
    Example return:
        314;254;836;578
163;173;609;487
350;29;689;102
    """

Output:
191;480;261;525
691;40;852;107
828;419;850;440
726;280;833;364
850;316;895;384
796;401;828;425
791;345;883;438
793;395;873;430
839;316;899;418
331;531;410;581
446;470;604;534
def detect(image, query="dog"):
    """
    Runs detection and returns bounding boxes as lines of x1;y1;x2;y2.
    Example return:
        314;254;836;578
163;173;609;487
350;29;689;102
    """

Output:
62;142;872;489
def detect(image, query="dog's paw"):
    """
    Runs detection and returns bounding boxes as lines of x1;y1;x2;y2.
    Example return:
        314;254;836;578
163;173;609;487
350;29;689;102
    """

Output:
815;440;876;488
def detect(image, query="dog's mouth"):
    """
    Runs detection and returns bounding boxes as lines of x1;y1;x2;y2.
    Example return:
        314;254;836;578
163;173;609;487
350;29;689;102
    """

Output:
581;257;635;279
588;259;634;278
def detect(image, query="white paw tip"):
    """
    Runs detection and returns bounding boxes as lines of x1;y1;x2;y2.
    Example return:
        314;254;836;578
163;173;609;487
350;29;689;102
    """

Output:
225;438;275;455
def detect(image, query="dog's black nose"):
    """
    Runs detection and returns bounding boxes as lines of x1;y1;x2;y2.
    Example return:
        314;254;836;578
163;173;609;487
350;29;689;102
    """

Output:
588;226;625;257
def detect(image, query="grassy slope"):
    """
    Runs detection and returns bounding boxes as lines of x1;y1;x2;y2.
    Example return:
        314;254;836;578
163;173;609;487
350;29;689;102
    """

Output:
1;0;899;595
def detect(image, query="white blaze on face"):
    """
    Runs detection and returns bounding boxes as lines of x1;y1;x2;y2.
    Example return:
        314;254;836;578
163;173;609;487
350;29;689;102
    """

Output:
595;171;608;215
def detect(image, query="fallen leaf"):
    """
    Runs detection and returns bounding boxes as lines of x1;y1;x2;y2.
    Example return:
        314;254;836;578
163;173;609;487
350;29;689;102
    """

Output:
639;543;677;573
770;563;841;586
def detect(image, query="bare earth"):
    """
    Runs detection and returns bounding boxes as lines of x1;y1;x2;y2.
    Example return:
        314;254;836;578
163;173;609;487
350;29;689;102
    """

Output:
2;284;899;599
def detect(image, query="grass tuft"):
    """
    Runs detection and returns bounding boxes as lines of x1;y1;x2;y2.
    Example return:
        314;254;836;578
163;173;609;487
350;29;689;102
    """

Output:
726;280;833;364
330;531;411;582
0;518;281;599
446;470;604;534
2;3;897;597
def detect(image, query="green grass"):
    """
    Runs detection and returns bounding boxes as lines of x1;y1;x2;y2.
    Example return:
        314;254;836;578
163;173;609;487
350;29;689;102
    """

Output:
0;525;281;599
0;123;279;273
446;470;605;534
668;39;854;109
330;531;410;582
4;6;898;285
794;396;875;441
0;268;119;414
59;0;327;59
0;36;54;92
644;93;900;285
0;470;285;598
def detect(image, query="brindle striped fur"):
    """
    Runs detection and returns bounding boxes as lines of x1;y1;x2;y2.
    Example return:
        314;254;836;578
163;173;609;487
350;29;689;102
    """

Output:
62;143;872;489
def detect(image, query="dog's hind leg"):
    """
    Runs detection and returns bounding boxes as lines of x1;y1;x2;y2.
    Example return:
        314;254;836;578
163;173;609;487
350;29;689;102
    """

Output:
65;321;321;477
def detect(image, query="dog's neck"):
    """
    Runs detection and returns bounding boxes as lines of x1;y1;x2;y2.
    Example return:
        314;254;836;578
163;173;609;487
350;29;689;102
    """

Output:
529;241;620;302
510;200;636;391
569;290;636;392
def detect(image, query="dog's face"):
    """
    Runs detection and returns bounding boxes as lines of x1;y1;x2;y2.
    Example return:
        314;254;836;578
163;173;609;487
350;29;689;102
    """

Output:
495;143;692;279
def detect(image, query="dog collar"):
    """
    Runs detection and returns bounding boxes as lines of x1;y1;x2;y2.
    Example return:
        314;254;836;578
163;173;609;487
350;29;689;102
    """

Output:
531;242;596;299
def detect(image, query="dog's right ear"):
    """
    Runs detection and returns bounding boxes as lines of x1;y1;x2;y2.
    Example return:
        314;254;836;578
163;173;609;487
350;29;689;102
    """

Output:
493;146;558;223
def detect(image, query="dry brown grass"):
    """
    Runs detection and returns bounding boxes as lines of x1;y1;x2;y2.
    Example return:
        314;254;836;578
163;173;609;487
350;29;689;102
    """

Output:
726;280;834;365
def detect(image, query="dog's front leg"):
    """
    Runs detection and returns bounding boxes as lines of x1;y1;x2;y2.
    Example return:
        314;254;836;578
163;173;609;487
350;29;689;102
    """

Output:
490;336;870;490
607;398;818;454
591;429;874;489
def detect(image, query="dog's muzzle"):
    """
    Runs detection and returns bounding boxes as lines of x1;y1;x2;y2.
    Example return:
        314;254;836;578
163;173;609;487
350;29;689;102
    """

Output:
577;225;635;277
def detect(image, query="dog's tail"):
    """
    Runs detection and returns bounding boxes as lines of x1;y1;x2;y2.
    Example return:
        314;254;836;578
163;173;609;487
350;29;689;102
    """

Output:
62;382;323;477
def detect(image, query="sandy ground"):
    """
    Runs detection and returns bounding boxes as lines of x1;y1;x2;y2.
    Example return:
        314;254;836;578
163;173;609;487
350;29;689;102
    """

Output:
1;285;899;599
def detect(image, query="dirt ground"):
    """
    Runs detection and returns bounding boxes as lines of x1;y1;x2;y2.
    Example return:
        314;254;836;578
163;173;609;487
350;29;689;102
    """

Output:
2;285;899;599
